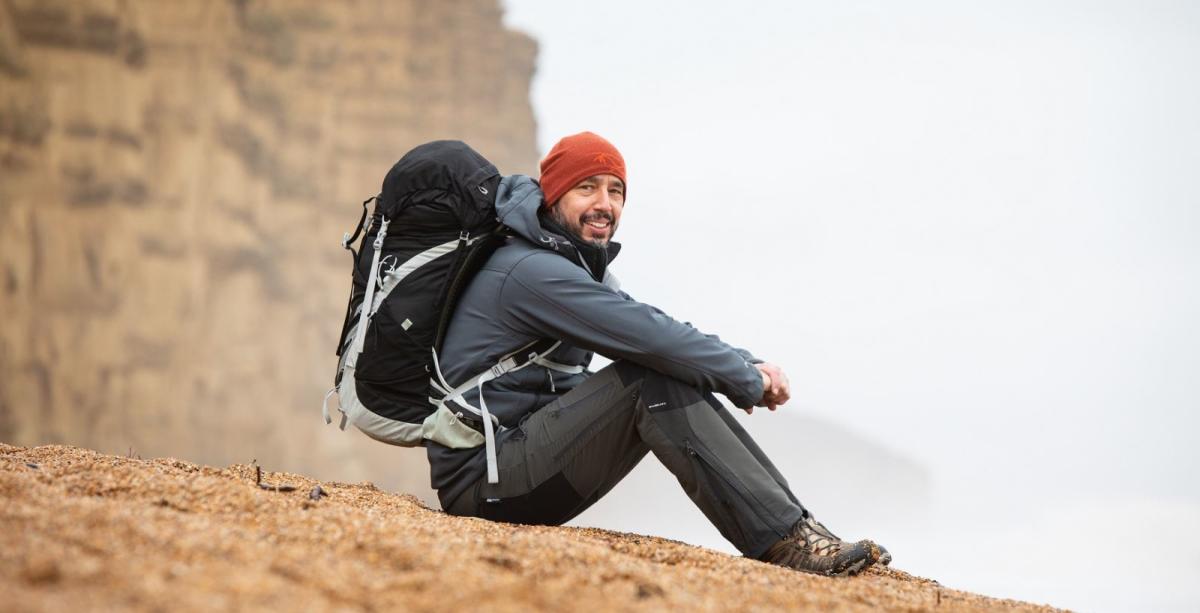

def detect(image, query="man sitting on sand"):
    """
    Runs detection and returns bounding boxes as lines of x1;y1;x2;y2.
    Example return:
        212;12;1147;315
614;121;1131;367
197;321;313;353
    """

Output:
430;131;889;576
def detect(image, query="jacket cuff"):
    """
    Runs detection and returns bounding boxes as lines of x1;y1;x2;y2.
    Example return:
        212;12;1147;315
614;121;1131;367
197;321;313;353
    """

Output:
734;361;765;408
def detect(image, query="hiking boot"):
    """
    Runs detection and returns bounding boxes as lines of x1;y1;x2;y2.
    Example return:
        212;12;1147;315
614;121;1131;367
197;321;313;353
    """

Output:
877;543;892;566
758;515;881;577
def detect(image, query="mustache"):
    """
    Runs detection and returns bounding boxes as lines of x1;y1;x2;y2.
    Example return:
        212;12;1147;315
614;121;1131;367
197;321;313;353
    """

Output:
581;211;614;224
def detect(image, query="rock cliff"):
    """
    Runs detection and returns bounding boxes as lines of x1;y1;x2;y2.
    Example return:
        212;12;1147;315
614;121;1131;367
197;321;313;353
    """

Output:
0;0;539;495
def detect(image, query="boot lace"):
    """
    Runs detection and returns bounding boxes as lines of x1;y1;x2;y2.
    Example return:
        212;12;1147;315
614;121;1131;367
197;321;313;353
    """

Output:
794;516;844;557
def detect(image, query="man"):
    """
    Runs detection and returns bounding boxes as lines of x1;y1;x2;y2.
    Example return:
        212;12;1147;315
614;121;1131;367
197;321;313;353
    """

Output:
429;132;888;576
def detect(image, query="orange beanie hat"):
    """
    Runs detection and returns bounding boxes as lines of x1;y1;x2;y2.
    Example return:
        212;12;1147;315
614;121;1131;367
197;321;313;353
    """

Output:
538;131;627;206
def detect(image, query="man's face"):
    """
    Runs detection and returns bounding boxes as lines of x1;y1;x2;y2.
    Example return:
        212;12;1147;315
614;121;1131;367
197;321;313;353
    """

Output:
547;174;625;247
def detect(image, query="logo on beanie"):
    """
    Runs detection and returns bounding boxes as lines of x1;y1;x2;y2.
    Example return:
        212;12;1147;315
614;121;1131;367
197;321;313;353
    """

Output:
593;152;622;174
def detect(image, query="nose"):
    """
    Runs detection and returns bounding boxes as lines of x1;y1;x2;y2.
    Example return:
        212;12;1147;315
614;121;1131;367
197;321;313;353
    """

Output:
594;190;614;212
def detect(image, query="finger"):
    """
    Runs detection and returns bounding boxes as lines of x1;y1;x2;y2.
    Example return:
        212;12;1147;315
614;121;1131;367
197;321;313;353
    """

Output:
743;406;754;415
775;376;790;400
769;367;783;396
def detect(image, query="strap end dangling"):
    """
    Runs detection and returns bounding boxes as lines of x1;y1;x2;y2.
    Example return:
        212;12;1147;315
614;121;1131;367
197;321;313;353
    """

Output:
321;387;337;424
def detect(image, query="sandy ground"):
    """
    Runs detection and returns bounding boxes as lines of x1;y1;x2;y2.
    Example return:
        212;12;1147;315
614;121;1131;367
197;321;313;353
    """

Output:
0;444;1066;612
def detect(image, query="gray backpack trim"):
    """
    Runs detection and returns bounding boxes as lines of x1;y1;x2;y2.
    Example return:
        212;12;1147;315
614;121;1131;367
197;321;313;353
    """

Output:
323;230;467;446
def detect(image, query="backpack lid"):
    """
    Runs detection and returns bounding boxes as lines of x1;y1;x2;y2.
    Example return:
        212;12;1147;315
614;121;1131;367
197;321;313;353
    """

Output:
379;140;500;227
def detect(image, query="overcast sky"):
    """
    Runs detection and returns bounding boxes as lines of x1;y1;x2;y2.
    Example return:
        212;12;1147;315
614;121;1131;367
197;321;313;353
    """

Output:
501;1;1200;611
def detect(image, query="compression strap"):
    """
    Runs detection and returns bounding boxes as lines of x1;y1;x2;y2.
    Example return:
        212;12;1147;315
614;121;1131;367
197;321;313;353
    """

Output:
431;339;561;483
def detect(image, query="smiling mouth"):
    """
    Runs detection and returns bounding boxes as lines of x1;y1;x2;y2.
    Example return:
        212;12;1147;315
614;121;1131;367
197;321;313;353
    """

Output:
582;213;613;232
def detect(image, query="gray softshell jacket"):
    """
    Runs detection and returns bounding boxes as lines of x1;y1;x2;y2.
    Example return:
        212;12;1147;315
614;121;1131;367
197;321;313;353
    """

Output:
428;175;765;508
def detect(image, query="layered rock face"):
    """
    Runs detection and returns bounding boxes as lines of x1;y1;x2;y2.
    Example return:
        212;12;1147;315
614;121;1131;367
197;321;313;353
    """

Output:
0;0;539;497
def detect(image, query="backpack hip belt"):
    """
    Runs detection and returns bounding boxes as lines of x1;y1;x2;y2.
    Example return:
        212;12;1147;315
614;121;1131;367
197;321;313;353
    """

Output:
429;340;566;484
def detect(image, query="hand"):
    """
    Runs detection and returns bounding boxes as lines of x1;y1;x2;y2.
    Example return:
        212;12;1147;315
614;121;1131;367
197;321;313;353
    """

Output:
744;363;790;415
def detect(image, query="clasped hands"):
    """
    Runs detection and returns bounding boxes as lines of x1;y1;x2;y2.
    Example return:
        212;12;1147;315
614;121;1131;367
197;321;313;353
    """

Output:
744;362;790;415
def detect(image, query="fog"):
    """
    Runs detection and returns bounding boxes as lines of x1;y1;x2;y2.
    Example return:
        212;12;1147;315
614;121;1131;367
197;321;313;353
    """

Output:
502;1;1200;610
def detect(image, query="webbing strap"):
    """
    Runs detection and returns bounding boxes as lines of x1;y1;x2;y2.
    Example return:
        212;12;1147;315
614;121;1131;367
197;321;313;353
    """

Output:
374;237;466;307
346;216;390;369
477;378;499;483
431;339;561;484
432;340;559;415
341;196;375;252
532;356;585;374
321;387;337;424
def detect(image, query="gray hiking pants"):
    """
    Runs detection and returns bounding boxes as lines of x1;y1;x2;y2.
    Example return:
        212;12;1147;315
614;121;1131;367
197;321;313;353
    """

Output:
444;361;807;558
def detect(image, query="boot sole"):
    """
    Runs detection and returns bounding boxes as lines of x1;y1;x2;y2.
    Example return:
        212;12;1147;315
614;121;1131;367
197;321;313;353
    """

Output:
829;542;882;577
830;556;873;577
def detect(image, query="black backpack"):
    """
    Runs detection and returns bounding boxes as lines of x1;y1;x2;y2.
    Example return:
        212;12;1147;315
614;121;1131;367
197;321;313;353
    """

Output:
323;141;553;455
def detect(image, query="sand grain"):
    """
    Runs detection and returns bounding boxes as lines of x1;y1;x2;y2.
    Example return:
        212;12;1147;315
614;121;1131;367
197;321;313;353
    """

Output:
0;444;1064;612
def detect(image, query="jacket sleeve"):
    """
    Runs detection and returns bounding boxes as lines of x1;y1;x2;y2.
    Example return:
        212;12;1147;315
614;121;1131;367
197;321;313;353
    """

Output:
617;290;763;366
499;252;764;408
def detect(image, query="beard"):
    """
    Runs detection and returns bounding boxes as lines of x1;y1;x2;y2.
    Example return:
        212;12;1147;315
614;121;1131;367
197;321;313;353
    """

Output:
548;205;616;248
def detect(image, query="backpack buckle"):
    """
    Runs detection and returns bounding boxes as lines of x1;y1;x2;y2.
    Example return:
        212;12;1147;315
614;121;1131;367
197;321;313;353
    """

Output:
489;357;517;378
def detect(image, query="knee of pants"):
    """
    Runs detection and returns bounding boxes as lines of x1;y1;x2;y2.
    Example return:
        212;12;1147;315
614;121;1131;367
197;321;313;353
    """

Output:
613;361;707;412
